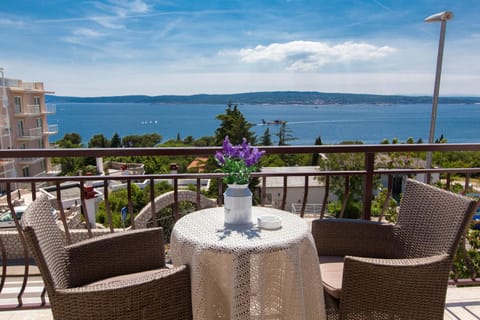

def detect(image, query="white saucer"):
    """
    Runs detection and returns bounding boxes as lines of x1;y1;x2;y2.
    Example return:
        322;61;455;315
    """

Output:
257;215;282;230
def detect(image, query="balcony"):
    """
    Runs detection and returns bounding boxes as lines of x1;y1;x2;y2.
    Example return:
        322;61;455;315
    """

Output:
13;104;41;117
16;127;43;141
42;124;58;135
42;104;56;114
0;144;479;318
0;159;15;177
18;157;44;165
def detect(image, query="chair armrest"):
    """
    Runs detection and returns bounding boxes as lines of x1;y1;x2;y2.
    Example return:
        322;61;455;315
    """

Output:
312;219;397;258
55;265;192;320
66;228;165;286
340;254;451;319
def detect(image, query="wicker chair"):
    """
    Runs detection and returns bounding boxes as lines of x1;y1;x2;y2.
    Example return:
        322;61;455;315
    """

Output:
22;194;192;320
312;178;478;320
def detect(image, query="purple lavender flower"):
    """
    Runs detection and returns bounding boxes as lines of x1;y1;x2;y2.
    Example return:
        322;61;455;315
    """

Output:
216;136;265;185
215;151;225;164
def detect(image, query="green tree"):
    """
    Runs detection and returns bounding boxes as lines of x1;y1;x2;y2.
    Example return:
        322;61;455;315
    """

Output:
371;186;398;222
215;102;256;145
319;141;367;219
122;133;162;147
193;136;215;147
111;133;122;148
311;136;323;165
183;135;194;145
275;122;295;146
260;128;272;146
53;132;85;175
435;134;447;143
56;132;83;148
96;184;146;228
88;134;110;148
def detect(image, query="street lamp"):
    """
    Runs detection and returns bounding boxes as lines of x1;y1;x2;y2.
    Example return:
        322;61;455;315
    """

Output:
424;11;453;184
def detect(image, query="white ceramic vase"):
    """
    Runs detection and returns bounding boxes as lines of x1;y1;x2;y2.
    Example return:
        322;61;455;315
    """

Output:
223;183;252;225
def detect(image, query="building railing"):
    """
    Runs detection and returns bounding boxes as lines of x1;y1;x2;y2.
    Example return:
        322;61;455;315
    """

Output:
43;104;56;114
0;143;479;310
21;82;44;91
17;127;43;141
14;104;41;116
43;124;58;135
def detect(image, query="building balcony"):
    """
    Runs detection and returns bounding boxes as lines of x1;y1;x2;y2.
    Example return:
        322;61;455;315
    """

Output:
16;127;43;141
0;144;478;317
43;124;58;135
22;82;44;91
0;159;15;177
18;156;44;165
13;104;41;117
42;103;56;114
2;79;51;93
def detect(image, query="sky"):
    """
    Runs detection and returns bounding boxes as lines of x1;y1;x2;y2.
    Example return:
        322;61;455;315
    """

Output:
0;0;479;97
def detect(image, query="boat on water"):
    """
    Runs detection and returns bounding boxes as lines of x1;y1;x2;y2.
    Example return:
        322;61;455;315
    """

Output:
259;119;286;125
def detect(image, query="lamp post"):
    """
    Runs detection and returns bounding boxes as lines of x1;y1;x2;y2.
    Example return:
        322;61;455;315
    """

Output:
424;11;453;184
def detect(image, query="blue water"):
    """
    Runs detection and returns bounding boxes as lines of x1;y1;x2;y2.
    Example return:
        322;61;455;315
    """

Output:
48;103;480;145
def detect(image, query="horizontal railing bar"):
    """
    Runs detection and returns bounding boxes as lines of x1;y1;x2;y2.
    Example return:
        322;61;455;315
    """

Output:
1;167;479;185
0;143;480;158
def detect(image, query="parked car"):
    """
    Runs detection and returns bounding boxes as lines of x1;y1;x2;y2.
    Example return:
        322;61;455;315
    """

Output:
466;193;480;230
472;209;480;230
0;206;27;228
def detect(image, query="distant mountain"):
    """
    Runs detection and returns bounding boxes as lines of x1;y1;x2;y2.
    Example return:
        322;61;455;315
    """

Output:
45;91;480;105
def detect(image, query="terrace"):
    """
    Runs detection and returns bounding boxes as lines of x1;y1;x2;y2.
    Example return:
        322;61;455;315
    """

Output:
0;143;479;319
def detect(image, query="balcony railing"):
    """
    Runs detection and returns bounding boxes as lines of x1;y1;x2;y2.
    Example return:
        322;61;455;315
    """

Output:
43;124;58;135
17;127;43;141
13;104;41;117
0;143;479;310
42;104;56;114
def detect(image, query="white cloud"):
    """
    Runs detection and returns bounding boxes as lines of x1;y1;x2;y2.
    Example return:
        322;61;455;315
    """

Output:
90;16;125;29
0;18;24;27
112;0;149;15
235;41;396;71
91;0;150;17
73;28;104;38
156;18;182;39
87;0;150;29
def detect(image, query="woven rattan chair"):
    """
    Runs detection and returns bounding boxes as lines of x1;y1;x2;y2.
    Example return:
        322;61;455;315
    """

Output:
312;178;478;320
22;194;192;320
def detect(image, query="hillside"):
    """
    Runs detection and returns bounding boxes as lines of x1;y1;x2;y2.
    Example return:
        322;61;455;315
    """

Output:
45;91;480;105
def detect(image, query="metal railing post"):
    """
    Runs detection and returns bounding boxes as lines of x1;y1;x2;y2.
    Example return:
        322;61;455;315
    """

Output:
363;152;375;220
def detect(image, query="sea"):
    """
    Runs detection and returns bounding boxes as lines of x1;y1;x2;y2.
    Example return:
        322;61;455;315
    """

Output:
48;102;480;145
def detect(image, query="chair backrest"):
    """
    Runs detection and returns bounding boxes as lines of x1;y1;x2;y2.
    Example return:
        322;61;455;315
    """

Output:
394;179;478;259
22;194;71;290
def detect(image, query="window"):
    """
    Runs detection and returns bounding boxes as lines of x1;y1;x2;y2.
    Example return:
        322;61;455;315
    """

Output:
17;121;24;137
14;96;22;113
36;118;43;130
22;167;30;177
33;96;41;113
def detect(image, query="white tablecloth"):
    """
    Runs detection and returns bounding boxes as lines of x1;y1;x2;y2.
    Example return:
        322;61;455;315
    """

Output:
170;207;326;320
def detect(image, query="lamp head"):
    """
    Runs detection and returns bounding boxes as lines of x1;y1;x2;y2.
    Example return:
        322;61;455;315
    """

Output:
424;11;453;23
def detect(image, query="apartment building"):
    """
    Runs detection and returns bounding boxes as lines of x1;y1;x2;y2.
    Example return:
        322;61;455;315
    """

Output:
0;69;58;191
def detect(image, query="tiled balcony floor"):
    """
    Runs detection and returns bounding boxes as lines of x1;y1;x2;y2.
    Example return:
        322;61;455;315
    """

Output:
444;286;480;319
0;286;479;319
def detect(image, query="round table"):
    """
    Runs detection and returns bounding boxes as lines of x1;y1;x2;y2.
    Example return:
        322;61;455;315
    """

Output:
170;207;326;320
